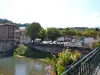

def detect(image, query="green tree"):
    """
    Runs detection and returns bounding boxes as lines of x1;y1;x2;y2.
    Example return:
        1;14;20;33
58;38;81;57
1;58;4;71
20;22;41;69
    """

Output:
26;22;42;43
83;30;97;37
97;31;100;37
38;28;46;41
47;28;60;41
61;28;76;36
75;30;82;37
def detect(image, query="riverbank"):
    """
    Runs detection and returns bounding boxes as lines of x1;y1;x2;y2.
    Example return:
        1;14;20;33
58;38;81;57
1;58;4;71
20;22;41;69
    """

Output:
16;55;25;57
13;45;56;59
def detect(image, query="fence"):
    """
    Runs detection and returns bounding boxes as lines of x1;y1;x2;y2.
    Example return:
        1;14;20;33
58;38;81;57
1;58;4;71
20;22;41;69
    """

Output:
61;47;100;75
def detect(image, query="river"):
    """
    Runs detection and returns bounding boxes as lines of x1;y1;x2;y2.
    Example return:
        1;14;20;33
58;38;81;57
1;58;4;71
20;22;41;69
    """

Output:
0;57;48;75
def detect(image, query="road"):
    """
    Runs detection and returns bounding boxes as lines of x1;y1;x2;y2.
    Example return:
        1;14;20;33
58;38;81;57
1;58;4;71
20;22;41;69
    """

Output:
92;63;100;75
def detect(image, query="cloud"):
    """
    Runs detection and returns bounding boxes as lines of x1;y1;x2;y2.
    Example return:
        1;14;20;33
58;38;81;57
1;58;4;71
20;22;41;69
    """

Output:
0;0;100;28
91;12;100;17
62;11;100;28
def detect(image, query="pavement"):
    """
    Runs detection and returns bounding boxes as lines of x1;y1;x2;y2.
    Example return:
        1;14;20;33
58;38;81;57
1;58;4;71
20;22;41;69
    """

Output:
92;63;100;75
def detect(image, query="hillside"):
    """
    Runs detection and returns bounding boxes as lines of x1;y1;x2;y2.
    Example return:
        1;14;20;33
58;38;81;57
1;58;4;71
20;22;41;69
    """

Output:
0;18;29;27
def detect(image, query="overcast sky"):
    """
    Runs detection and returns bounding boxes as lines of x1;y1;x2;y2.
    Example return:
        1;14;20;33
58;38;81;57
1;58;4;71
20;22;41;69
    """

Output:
0;0;100;28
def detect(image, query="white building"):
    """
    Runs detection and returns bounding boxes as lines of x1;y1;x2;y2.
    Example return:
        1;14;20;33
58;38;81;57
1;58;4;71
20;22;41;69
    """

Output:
15;27;31;44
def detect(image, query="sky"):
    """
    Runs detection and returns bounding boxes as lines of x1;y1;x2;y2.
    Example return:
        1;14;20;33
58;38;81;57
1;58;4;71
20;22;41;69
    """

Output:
0;0;100;28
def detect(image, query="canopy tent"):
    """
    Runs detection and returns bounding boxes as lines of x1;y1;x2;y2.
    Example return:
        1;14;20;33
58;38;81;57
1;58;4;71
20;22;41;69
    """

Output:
56;37;71;42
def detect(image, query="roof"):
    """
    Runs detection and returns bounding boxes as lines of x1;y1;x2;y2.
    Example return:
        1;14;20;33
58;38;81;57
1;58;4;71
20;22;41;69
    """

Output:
57;37;71;41
19;27;26;30
0;23;16;27
15;30;21;32
83;43;90;48
15;28;26;32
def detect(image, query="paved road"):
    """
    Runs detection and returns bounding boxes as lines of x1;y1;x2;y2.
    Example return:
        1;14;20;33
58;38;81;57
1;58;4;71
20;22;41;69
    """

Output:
92;63;100;75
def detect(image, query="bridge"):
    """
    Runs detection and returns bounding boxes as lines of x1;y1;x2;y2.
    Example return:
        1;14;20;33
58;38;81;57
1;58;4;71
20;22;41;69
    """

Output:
26;43;90;52
0;46;17;58
61;47;100;75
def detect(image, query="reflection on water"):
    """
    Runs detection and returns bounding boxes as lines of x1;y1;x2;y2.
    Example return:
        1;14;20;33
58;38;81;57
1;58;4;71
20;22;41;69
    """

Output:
0;57;47;75
15;64;27;75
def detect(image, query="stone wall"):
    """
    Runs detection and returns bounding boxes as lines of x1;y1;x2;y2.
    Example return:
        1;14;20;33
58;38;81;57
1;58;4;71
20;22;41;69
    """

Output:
0;41;14;52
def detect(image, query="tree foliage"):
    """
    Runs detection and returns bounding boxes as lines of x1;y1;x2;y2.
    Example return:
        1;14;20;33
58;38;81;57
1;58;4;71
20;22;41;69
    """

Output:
26;22;42;42
47;28;60;41
92;41;100;48
38;28;46;41
44;49;81;75
14;46;28;56
61;28;76;36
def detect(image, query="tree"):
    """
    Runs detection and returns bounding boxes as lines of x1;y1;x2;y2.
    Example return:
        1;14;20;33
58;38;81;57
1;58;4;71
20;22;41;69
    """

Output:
83;30;97;37
47;28;60;41
97;31;100;37
38;28;46;41
75;30;82;37
95;28;99;31
61;28;76;37
26;22;42;43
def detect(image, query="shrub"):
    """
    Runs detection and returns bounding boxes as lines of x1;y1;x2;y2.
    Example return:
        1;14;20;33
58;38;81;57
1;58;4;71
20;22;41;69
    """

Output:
92;41;100;48
14;46;53;58
44;49;81;75
14;46;28;56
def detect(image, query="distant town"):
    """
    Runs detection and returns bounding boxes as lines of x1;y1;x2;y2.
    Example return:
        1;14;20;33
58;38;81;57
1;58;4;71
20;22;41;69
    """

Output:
0;18;100;52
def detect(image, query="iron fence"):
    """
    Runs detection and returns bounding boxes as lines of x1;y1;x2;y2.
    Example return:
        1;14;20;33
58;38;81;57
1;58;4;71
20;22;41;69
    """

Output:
61;47;100;75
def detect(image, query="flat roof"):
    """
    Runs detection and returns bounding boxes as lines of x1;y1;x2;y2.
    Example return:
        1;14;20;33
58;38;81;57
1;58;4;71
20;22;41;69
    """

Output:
0;23;17;27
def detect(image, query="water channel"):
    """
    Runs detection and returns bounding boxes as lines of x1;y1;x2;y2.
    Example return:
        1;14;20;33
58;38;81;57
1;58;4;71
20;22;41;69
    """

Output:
0;57;48;75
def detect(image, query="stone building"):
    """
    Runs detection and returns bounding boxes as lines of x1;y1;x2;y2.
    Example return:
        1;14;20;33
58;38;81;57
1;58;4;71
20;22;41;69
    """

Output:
0;23;19;52
15;27;31;44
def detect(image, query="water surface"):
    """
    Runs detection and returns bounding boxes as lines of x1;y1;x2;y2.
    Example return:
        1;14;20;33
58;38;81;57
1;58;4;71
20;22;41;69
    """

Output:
0;57;48;75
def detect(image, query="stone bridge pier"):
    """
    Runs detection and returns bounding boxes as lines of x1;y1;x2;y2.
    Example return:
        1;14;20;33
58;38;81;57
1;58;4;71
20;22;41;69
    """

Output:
0;41;15;52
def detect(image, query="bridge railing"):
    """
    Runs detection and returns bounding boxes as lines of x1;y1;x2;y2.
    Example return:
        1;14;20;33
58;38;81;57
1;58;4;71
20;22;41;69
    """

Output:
61;47;100;75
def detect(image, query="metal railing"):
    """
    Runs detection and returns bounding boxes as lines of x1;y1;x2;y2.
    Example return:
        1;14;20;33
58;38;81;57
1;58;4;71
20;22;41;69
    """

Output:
61;47;100;75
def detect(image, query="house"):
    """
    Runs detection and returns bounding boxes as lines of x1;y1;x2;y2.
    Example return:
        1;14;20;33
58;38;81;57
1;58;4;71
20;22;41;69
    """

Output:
0;23;18;51
72;27;88;30
15;27;31;44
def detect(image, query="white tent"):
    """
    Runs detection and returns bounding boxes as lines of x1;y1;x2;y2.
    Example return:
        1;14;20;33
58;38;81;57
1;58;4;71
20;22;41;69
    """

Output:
84;37;95;44
56;37;71;42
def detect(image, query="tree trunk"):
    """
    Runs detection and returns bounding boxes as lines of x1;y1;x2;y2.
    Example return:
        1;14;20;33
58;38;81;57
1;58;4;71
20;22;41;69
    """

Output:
32;39;35;44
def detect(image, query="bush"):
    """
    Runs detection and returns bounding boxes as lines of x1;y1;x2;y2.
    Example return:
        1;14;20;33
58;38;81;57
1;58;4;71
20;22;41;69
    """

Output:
14;46;28;56
0;73;3;75
14;46;53;58
92;41;100;48
44;49;81;75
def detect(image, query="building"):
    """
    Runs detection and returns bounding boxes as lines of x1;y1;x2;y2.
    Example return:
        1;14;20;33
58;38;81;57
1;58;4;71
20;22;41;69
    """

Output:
14;30;21;44
58;28;64;30
15;27;31;44
72;27;88;30
0;23;19;51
